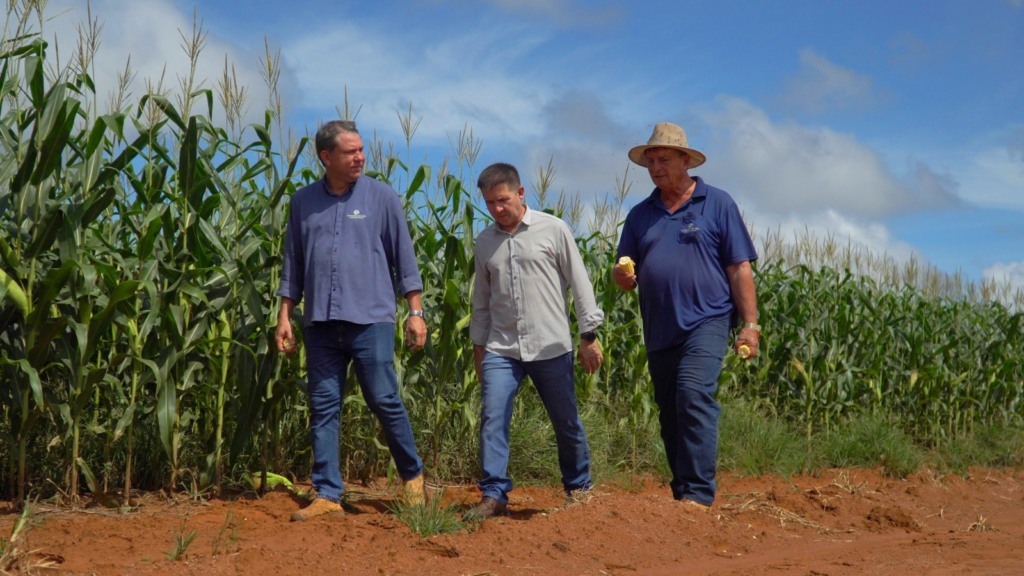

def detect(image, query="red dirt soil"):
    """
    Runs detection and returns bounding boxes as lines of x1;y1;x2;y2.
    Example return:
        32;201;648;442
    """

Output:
3;468;1023;575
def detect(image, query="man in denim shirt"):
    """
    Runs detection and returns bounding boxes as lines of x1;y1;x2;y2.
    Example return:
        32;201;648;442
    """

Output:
613;122;759;512
276;120;427;521
464;162;604;521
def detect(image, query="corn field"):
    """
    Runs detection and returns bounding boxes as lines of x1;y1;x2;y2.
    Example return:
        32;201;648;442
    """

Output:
2;7;1022;505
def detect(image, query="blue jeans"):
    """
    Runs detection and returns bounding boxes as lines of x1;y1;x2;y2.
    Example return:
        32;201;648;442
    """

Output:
304;321;423;503
478;351;591;503
646;315;730;506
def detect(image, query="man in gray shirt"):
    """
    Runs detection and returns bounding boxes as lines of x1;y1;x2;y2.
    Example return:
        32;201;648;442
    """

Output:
464;162;604;521
276;120;427;521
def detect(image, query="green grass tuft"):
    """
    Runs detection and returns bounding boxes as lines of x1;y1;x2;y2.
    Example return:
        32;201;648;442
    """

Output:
390;491;466;537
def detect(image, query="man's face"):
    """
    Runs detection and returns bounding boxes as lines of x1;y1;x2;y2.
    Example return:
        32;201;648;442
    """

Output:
644;147;690;189
481;183;526;231
320;132;365;184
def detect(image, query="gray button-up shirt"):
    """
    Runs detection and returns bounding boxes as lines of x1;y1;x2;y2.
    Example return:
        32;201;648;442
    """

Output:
277;176;423;326
470;207;604;362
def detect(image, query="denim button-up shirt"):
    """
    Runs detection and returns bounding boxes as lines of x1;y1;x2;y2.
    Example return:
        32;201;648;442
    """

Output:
278;176;423;326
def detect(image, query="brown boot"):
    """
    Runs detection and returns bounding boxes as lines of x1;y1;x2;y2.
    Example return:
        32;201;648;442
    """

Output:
403;473;426;506
565;487;595;507
290;497;342;521
680;498;711;513
461;497;508;521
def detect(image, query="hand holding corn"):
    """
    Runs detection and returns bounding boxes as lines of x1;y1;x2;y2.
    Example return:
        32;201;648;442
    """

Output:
617;256;635;275
614;256;637;290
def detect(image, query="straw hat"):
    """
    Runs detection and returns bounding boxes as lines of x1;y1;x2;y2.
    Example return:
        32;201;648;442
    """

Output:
628;122;706;169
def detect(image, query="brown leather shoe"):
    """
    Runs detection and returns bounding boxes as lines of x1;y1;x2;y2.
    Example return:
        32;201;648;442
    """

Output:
461;497;508;521
403;473;426;506
565;488;594;507
290;497;342;521
680;498;711;513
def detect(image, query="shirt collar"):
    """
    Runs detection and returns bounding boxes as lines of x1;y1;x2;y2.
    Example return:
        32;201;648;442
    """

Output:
645;176;708;209
322;175;359;197
488;204;533;235
520;205;534;226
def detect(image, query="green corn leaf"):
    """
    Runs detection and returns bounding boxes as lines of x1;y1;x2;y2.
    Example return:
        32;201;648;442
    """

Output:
23;207;64;259
0;267;29;316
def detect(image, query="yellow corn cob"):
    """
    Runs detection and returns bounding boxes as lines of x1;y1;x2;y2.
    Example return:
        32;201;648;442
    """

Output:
617;256;635;275
737;345;751;359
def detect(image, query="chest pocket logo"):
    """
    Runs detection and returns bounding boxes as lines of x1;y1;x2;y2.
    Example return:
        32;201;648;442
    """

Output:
678;213;700;244
347;209;367;220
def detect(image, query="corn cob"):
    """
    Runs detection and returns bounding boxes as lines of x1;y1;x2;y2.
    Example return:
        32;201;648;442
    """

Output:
737;345;751;359
617;256;635;275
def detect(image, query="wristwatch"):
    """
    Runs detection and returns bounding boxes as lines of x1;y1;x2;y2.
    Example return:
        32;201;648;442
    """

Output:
409;309;427;321
580;330;598;343
741;321;761;334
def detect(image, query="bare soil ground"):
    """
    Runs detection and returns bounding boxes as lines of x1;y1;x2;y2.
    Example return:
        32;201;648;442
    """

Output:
3;467;1023;575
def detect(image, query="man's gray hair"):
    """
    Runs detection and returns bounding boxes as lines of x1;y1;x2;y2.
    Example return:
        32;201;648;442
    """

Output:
315;120;359;159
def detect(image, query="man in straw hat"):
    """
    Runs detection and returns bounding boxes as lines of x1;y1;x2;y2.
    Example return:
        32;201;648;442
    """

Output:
612;122;760;511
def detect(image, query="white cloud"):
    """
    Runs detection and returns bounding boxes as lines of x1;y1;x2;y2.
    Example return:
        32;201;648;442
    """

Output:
955;127;1024;210
282;20;552;149
984;261;1024;304
780;49;879;115
745;208;918;271
701;97;961;218
42;0;272;128
475;0;622;26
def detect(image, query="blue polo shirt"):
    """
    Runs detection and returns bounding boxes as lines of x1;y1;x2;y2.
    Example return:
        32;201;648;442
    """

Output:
278;176;423;326
617;177;757;352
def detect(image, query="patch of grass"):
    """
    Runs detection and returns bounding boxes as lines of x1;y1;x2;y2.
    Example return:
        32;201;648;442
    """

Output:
929;423;1024;475
719;398;809;477
1;504;59;574
211;511;241;556
589;399;665;478
507;391;563;485
819;414;924;478
389;490;465;537
165;518;198;561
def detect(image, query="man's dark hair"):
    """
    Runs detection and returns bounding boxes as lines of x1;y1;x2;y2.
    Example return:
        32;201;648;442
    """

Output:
477;162;521;191
315;120;359;161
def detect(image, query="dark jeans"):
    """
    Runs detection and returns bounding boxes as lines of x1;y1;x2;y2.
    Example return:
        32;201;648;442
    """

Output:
477;351;592;503
304;321;423;503
646;315;730;505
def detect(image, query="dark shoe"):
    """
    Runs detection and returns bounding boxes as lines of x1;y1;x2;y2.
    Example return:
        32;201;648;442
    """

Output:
290;497;342;521
462;496;508;521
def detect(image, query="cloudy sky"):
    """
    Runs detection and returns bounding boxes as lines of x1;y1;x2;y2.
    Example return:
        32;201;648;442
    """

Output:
36;0;1024;296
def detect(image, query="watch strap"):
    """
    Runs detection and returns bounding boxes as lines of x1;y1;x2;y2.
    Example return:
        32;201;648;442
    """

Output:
741;321;761;334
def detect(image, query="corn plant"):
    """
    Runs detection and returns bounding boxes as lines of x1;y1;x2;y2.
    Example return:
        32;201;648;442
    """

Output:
2;1;1022;505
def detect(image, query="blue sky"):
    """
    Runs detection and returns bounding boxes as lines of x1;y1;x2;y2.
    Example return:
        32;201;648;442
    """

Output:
39;0;1024;297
